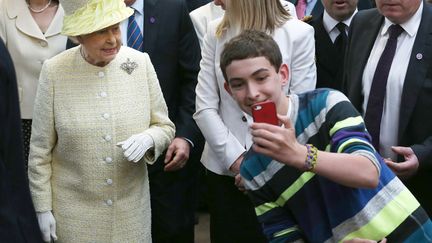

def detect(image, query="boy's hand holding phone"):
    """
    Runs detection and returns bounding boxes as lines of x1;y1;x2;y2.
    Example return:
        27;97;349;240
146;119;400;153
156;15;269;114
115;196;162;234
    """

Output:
250;113;307;170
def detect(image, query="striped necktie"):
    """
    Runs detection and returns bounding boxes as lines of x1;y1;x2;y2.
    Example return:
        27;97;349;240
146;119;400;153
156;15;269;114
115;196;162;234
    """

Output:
127;10;143;52
296;0;307;19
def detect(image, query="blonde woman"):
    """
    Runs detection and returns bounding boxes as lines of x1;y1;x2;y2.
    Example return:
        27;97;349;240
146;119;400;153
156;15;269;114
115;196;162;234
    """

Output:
0;0;67;167
28;0;175;242
193;0;316;241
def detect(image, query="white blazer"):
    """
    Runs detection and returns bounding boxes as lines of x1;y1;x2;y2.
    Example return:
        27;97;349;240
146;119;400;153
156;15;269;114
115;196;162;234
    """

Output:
190;2;224;48
194;17;316;176
190;1;297;48
0;0;67;119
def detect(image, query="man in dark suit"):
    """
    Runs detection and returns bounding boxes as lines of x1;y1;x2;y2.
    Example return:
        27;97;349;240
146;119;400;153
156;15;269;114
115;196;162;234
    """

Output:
309;0;372;90
344;0;432;215
0;39;43;242
289;0;373;20
123;0;203;242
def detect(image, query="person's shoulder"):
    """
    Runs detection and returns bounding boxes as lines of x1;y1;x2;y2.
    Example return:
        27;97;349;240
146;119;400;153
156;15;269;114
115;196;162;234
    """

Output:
353;8;381;23
282;17;314;33
117;47;157;74
297;88;349;105
118;46;150;61
190;2;211;18
190;2;223;22
44;47;78;68
276;17;314;41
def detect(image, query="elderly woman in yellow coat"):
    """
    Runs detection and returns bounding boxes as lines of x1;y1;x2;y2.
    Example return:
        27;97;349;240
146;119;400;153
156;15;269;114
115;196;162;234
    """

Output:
28;0;175;242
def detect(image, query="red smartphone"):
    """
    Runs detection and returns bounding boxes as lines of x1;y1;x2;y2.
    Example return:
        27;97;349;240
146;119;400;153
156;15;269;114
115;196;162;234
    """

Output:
251;101;278;125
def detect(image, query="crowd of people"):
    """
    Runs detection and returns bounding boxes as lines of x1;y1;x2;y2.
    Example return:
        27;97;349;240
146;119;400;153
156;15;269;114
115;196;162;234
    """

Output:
0;0;431;242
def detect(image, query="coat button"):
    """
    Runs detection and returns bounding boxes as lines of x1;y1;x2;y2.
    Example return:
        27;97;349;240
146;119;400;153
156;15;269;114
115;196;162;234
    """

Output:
102;113;110;119
104;135;112;141
106;179;113;185
100;91;107;97
416;53;423;60
98;71;105;78
39;41;47;47
106;199;113;206
241;116;247;122
105;157;113;163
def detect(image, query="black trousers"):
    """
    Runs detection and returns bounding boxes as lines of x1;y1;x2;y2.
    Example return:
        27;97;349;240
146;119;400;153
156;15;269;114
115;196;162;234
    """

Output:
148;153;201;243
206;170;267;243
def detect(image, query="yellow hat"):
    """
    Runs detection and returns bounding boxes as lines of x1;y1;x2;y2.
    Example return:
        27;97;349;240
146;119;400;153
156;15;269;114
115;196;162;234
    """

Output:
60;0;133;36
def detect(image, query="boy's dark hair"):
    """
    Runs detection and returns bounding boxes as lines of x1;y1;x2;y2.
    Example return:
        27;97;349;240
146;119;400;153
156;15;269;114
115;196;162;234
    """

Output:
220;30;283;81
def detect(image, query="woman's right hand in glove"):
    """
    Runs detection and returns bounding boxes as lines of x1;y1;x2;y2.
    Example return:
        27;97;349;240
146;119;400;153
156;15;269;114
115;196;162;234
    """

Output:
37;211;57;242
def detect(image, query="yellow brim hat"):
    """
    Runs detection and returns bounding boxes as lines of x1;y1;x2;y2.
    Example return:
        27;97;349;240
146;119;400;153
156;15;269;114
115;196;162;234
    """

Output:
61;0;133;36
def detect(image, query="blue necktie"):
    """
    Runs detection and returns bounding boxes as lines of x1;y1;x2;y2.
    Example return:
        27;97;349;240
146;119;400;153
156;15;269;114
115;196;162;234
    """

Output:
127;10;143;52
364;24;404;150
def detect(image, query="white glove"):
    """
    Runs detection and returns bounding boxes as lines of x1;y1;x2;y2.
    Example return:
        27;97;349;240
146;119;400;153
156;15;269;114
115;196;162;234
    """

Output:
117;133;154;162
37;211;57;242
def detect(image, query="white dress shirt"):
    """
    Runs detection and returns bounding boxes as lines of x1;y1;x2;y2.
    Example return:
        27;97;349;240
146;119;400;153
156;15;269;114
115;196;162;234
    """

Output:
120;0;144;45
361;2;423;160
322;9;357;43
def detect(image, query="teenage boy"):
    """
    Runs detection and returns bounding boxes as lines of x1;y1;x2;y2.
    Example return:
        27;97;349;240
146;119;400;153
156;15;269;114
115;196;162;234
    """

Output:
220;30;432;242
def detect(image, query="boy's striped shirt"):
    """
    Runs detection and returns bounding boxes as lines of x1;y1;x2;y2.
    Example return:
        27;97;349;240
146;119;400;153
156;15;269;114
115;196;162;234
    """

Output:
241;89;432;242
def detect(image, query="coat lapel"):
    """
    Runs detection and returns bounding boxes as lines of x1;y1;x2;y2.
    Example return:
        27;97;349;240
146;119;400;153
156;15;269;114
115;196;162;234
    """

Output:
7;0;45;40
398;3;432;141
44;5;64;38
143;0;159;54
7;0;63;40
347;10;383;111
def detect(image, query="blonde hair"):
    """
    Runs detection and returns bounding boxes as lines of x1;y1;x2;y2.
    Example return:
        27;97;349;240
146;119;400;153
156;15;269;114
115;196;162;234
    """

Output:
216;0;291;37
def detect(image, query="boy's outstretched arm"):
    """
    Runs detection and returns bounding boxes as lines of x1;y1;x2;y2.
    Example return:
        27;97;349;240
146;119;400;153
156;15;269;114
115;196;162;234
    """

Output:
250;115;379;189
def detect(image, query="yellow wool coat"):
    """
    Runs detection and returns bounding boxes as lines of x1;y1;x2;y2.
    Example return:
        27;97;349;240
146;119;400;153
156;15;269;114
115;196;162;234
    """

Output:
28;46;175;243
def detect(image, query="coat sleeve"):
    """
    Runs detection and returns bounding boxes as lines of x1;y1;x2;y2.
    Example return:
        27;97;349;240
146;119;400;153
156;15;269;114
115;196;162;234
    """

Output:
285;20;317;94
28;61;57;213
142;54;175;164
193;22;246;170
171;0;203;145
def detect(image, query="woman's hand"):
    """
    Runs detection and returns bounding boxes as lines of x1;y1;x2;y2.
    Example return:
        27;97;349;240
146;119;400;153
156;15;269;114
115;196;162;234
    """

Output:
117;133;154;162
37;211;57;242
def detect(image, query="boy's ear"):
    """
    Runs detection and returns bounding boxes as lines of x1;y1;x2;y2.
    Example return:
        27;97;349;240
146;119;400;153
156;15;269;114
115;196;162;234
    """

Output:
279;64;289;86
224;81;233;96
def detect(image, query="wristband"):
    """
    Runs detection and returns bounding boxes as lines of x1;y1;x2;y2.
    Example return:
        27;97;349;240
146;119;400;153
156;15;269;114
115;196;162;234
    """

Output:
304;144;318;172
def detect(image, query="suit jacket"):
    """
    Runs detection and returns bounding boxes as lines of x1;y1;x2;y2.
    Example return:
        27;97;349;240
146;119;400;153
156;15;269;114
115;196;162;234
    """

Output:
310;2;373;90
289;0;372;21
344;3;432;214
0;0;67;119
143;0;203;151
310;15;345;90
0;39;43;243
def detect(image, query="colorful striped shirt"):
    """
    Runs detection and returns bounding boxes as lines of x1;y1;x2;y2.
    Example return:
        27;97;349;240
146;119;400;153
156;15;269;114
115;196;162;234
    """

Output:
240;89;432;242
